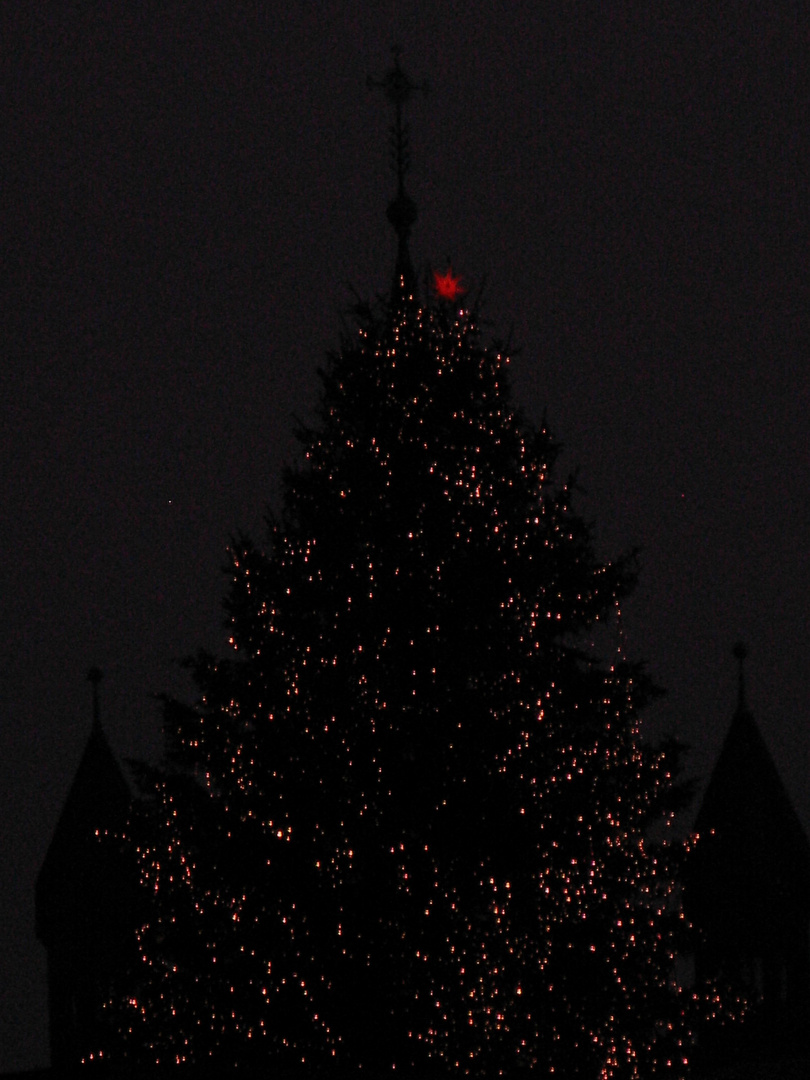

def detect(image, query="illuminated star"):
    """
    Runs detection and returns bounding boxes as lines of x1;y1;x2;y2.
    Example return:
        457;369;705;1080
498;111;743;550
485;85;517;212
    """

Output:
432;267;465;301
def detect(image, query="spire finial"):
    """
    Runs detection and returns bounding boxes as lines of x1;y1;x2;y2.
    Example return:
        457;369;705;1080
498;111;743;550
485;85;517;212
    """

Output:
732;642;748;713
87;666;103;728
368;49;427;289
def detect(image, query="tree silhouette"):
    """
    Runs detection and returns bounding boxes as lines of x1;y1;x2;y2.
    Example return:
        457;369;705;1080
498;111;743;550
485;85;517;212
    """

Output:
112;258;692;1076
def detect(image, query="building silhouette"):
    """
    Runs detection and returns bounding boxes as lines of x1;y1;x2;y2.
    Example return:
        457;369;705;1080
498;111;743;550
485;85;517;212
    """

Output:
685;645;810;1076
35;670;138;1073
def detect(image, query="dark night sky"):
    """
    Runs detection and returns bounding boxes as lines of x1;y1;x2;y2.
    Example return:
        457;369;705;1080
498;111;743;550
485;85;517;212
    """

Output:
2;2;809;1070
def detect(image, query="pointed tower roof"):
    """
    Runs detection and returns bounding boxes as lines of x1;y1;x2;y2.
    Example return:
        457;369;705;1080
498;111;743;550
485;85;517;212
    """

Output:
36;670;139;1069
695;644;810;867
36;668;131;946
687;645;810;945
368;49;427;298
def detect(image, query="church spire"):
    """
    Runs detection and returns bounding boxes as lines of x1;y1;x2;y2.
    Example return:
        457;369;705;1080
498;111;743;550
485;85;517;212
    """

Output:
368;49;427;294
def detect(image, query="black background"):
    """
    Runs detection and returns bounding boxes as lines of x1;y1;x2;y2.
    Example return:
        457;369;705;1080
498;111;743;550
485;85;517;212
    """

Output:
2;2;808;1069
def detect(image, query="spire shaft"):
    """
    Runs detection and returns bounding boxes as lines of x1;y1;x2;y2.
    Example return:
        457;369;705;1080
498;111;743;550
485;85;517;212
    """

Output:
368;49;427;292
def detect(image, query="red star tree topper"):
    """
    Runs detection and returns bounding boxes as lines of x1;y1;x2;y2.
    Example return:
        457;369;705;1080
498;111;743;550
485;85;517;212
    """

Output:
432;266;465;301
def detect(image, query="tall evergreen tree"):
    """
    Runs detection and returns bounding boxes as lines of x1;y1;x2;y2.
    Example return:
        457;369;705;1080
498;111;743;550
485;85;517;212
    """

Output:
118;57;693;1079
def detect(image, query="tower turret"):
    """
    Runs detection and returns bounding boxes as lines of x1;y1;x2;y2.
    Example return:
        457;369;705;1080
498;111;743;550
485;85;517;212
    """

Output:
35;670;137;1070
685;645;810;1068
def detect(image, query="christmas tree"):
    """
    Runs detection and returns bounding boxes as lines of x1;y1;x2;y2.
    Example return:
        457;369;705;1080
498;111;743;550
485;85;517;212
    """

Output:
117;55;693;1078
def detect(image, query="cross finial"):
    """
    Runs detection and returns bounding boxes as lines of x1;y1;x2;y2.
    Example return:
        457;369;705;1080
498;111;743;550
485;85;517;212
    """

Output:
732;642;748;713
368;49;427;289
